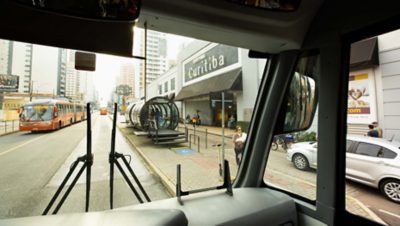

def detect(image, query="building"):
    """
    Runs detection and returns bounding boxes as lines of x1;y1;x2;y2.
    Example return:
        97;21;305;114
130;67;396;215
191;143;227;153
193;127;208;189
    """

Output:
0;40;12;75
148;40;266;127
28;45;67;96
348;29;400;141
11;42;33;94
134;29;168;98
117;63;135;89
65;50;81;100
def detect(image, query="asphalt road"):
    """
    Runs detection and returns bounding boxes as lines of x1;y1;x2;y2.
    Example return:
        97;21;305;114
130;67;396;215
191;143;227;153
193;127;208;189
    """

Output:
0;114;169;219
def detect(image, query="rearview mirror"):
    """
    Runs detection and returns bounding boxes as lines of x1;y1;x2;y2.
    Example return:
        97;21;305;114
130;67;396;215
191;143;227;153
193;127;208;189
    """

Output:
12;0;141;21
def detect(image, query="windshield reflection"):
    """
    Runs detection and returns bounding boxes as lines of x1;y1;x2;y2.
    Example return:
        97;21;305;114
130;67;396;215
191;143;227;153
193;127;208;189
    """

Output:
21;105;53;121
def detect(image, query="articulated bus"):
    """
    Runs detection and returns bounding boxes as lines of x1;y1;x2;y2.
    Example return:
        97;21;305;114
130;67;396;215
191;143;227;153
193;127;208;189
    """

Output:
19;99;86;132
1;0;400;226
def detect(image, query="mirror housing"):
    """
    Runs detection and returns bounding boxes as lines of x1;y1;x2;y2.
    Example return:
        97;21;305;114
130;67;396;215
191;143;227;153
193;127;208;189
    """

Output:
75;52;96;71
54;107;59;117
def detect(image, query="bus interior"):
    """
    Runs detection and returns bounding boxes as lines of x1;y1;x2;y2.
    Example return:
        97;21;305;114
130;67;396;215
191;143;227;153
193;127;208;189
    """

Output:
1;0;400;225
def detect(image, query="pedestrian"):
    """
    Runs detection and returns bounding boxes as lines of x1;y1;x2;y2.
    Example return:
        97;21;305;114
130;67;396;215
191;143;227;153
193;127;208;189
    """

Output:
366;124;379;138
228;115;236;129
232;125;247;166
195;110;201;125
372;121;383;138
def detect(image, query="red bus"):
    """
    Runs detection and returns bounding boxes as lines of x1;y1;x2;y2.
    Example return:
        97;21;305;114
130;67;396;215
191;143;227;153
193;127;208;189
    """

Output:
19;99;86;132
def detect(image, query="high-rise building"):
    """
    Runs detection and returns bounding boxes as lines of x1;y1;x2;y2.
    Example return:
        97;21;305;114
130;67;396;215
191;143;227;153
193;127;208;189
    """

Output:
0;40;13;75
133;29;168;98
11;42;33;94
9;42;68;96
117;63;135;89
29;45;67;96
58;49;67;96
65;50;81;100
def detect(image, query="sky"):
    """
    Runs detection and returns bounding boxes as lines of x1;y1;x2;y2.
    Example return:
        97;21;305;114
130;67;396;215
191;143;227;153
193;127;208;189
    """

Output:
94;31;193;105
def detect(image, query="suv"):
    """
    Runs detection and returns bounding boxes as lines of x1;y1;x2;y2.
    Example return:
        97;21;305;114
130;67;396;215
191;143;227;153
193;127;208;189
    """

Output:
287;135;400;203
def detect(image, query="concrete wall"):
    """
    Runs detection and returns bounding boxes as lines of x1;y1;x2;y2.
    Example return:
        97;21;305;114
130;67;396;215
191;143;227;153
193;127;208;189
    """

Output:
376;30;400;141
236;50;266;122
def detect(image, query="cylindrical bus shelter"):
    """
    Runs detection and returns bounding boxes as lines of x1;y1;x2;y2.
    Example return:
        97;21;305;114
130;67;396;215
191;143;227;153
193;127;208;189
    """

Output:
127;97;179;131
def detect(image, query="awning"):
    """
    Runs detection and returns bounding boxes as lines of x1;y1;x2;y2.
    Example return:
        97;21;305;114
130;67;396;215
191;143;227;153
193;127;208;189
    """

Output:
175;68;242;101
350;37;379;70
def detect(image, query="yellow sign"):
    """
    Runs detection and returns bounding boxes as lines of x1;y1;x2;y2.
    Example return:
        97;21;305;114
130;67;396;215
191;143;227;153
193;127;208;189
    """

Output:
33;105;49;109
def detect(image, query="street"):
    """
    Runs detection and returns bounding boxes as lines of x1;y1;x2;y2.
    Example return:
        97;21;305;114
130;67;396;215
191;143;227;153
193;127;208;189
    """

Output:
266;150;400;226
0;114;169;219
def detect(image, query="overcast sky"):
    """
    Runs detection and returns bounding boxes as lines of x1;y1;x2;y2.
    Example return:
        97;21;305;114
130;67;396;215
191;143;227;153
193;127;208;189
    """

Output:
94;32;193;105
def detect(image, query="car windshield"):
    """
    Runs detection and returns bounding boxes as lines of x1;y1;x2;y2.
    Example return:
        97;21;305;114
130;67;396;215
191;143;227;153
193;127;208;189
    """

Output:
0;31;267;218
20;105;53;121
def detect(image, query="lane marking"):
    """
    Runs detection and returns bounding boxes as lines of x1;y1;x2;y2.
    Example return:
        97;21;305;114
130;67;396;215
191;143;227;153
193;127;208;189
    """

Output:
0;135;45;157
379;209;400;219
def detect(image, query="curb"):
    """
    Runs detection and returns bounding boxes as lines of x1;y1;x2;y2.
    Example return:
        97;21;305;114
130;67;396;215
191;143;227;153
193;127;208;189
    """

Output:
347;195;387;225
116;124;176;197
0;130;19;137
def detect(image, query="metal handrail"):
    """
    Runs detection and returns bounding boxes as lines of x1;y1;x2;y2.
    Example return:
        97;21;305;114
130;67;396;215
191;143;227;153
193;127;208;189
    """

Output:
0;119;19;135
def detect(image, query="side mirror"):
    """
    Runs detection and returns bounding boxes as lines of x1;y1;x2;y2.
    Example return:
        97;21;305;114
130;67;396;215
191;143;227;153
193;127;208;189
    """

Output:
276;73;318;133
54;107;58;117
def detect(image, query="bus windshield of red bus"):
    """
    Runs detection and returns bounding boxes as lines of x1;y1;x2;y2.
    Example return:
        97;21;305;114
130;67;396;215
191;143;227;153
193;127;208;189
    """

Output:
21;105;53;121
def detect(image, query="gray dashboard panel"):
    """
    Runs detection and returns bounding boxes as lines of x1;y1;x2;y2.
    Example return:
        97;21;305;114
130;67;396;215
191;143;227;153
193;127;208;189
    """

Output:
121;187;297;226
0;188;296;226
0;209;188;226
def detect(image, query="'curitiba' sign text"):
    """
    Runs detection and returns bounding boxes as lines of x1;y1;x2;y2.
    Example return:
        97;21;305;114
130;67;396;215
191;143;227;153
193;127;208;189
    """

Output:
183;44;238;83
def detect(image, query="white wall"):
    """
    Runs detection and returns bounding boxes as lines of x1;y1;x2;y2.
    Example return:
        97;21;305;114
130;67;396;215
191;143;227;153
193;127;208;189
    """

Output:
375;30;400;141
12;42;30;93
31;45;58;95
236;50;265;122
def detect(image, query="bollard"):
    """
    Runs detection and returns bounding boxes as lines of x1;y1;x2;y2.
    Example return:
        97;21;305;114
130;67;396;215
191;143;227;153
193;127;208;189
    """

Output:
205;128;208;149
5;121;7;133
197;136;200;153
12;120;14;132
189;134;201;153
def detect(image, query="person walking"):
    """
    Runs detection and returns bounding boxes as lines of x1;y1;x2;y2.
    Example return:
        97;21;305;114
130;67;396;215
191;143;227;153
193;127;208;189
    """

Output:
232;126;247;166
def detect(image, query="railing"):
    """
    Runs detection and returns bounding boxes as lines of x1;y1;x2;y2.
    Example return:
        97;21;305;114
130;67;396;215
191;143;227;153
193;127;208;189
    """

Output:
178;125;234;151
0;120;19;136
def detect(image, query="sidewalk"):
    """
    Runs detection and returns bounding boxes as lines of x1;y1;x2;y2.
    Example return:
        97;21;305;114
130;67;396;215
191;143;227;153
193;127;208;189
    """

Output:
116;117;385;224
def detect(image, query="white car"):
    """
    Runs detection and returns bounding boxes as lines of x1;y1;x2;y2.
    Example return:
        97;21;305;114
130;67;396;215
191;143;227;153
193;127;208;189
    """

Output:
287;135;400;203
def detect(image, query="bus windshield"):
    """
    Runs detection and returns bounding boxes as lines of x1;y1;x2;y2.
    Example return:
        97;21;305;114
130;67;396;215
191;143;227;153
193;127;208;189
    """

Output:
21;105;53;121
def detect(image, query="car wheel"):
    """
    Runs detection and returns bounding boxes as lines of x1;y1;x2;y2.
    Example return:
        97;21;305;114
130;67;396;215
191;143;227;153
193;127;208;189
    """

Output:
293;154;309;170
271;142;278;151
380;179;400;203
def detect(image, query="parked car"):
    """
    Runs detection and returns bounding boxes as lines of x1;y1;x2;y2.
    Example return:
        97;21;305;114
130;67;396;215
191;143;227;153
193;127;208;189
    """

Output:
287;135;400;203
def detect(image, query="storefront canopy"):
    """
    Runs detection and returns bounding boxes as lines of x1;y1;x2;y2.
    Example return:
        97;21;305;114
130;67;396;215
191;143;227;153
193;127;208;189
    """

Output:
175;68;242;101
350;37;379;70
